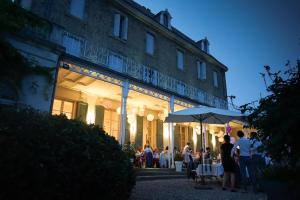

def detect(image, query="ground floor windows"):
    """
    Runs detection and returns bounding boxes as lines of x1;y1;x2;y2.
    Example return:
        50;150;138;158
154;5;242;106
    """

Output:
103;109;120;140
52;99;74;119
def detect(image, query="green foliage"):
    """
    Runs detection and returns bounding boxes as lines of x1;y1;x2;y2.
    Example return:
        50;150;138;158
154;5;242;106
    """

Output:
0;0;49;33
0;106;135;200
0;0;53;99
261;165;300;184
174;153;183;161
122;142;136;159
241;61;300;167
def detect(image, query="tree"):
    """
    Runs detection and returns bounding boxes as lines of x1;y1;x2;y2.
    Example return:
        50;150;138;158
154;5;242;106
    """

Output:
0;0;52;100
240;60;300;167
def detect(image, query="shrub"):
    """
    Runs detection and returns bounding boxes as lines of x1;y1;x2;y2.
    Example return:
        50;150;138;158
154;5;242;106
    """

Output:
174;153;184;161
0;106;135;200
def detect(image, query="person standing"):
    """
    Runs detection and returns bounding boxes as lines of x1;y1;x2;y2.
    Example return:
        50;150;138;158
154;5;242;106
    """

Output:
153;149;160;168
250;131;265;191
144;145;153;168
232;130;254;192
182;142;190;168
221;135;236;192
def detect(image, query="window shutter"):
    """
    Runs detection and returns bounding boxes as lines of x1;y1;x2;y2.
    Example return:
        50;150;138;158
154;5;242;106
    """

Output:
122;17;128;40
188;127;194;150
213;71;218;87
135;115;143;149
177;50;183;70
156;119;164;152
76;102;88;122
146;33;154;55
70;0;85;19
95;105;105;128
197;61;201;79
113;13;121;37
202;62;207;80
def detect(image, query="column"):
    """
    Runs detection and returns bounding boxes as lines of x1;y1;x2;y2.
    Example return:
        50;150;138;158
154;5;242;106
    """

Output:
169;95;175;168
119;80;129;145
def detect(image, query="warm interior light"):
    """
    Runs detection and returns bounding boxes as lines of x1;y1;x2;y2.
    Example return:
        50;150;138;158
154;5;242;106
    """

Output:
212;135;216;149
147;113;154;121
218;137;224;143
116;107;121;115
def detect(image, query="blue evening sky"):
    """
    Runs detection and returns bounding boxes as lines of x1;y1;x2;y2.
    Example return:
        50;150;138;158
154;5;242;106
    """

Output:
135;0;300;107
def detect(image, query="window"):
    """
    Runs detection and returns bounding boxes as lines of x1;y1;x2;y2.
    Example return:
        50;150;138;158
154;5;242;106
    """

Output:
70;0;85;19
62;33;84;57
177;50;184;70
20;0;32;10
146;33;154;55
108;54;123;72
213;71;219;87
197;61;206;80
52;99;74;119
163;14;168;27
103;109;120;140
113;13;128;40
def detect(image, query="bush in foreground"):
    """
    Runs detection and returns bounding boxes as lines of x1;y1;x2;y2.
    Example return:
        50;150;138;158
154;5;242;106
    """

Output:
0;106;135;200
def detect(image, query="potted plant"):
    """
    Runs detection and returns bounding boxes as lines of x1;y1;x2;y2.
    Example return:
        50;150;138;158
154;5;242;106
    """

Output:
174;153;184;172
122;142;136;164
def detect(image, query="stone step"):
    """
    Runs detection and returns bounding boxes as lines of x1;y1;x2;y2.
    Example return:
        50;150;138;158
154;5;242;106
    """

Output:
135;168;186;175
136;174;186;181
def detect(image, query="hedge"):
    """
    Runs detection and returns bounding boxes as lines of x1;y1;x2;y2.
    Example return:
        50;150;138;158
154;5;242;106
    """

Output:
0;106;135;200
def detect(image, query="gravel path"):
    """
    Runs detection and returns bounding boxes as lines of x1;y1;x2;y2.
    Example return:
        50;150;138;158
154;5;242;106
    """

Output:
129;179;267;200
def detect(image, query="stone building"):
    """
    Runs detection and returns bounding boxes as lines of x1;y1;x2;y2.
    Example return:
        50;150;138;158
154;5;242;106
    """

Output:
4;0;236;157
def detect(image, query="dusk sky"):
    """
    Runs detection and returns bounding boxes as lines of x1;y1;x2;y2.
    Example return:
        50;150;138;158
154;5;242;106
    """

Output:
135;0;300;107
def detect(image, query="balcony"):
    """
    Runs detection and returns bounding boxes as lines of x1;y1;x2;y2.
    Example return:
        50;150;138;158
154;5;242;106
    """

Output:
27;26;228;109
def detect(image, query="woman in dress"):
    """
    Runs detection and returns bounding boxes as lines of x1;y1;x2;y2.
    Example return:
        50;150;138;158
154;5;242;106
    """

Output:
220;135;236;192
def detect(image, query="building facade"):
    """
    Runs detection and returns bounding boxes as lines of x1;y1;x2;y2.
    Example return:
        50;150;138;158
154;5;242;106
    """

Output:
4;0;233;157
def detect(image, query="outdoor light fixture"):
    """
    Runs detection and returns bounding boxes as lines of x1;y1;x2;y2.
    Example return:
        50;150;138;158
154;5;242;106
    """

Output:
146;113;154;121
62;63;70;69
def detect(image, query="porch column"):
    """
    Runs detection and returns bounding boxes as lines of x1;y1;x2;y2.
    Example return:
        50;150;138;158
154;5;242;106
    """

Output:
169;95;175;168
120;79;129;145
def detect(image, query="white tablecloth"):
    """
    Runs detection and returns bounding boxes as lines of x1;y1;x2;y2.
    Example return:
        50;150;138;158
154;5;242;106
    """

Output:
196;164;224;176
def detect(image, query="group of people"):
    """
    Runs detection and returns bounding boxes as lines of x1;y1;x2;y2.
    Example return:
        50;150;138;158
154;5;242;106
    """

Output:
135;144;170;168
221;130;266;192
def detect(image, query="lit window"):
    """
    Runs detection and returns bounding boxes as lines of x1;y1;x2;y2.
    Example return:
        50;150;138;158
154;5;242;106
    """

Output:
70;0;85;19
197;61;206;80
213;71;219;87
113;13;128;40
177;50;184;70
146;33;154;55
52;99;74;119
103;109;120;140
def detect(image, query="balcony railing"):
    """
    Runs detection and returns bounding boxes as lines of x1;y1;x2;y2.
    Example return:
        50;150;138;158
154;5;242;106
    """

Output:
81;41;228;109
28;26;228;109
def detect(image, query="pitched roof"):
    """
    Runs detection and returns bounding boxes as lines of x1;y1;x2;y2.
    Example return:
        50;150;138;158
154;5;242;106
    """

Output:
121;0;228;71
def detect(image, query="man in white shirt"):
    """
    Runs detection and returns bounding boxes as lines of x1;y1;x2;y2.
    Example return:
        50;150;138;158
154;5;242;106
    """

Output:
232;130;254;192
182;142;190;167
